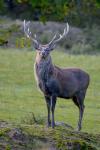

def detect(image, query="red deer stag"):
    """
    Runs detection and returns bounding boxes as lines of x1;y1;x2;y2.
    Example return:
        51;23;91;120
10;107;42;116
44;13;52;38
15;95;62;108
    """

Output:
23;20;90;131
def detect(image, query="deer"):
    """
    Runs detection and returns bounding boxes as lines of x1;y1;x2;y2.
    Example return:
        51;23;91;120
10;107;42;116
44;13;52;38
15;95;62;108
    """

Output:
23;20;90;131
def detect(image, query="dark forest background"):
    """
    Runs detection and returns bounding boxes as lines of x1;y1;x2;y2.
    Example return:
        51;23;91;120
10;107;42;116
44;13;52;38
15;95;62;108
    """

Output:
0;0;100;54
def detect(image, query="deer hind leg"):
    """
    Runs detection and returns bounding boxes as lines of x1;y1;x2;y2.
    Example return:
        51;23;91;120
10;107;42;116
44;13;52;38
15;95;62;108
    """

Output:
72;90;86;131
45;96;51;127
51;95;57;128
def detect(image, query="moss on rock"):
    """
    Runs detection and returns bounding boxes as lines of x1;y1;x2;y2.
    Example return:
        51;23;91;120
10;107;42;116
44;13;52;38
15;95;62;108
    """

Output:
0;121;100;150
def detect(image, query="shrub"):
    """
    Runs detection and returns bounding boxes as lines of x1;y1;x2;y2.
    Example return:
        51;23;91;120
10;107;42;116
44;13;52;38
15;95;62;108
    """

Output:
71;43;92;54
83;24;100;53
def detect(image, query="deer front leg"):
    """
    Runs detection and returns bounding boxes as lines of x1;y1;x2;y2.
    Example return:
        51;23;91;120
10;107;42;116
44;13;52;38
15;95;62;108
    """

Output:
51;95;57;128
45;96;51;127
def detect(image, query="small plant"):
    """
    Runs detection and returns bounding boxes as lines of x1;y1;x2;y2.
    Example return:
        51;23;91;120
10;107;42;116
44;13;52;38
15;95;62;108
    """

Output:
21;112;37;125
21;112;46;125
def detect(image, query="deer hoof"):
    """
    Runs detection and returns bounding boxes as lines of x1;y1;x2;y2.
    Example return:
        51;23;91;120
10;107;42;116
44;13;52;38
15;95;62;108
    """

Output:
51;122;55;128
75;126;81;132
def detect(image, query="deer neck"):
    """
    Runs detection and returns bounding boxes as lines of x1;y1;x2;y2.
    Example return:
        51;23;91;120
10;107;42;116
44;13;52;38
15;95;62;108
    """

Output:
35;55;54;82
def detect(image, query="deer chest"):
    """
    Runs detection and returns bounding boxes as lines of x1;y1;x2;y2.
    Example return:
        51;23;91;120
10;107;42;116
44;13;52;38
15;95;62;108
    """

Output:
34;62;61;96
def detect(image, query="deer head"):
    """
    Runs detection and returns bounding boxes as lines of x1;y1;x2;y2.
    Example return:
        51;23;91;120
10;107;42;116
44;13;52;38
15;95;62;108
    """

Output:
23;20;69;59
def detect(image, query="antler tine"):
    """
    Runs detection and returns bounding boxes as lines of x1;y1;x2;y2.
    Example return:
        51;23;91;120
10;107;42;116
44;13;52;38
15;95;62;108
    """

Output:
23;20;39;45
24;20;30;37
47;23;69;49
24;20;32;39
53;23;69;44
48;34;57;45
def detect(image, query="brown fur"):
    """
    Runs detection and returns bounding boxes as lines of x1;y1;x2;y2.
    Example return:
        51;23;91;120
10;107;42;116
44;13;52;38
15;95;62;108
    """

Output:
34;51;90;130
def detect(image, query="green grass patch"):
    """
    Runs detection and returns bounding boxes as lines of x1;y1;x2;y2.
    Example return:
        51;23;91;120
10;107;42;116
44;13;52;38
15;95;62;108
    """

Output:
0;48;100;134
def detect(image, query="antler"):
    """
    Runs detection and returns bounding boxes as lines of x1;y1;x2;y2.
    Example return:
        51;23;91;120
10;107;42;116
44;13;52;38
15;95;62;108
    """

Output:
23;20;39;47
48;23;69;48
23;20;69;50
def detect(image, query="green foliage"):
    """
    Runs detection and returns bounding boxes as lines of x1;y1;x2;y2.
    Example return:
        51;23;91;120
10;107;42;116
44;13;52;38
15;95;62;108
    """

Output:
0;0;99;26
0;0;7;14
0;37;8;46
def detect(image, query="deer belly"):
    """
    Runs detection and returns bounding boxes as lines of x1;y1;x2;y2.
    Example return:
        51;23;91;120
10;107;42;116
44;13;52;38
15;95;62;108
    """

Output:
38;79;77;98
58;91;73;99
58;85;78;99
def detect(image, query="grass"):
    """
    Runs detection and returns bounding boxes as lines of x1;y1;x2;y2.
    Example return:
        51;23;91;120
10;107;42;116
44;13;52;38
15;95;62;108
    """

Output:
0;48;100;134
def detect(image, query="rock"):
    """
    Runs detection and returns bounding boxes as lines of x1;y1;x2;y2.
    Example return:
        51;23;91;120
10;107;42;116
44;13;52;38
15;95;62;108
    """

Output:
55;121;74;130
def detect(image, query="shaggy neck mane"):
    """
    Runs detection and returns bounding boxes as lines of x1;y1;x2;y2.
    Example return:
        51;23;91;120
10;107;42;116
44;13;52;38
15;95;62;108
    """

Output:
35;55;54;82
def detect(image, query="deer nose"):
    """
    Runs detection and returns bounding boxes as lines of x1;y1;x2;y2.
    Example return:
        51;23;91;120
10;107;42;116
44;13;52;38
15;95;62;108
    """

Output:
41;51;46;57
